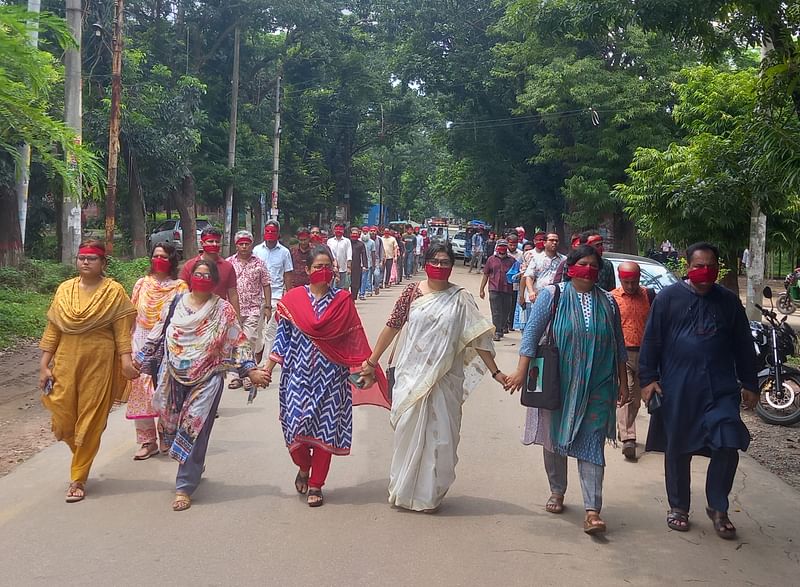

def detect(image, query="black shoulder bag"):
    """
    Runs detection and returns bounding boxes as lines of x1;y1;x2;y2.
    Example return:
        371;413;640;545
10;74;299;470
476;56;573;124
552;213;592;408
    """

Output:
521;286;562;410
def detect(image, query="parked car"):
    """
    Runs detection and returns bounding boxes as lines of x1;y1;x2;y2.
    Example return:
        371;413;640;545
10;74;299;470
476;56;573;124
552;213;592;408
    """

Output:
604;252;678;292
451;231;467;258
148;218;211;256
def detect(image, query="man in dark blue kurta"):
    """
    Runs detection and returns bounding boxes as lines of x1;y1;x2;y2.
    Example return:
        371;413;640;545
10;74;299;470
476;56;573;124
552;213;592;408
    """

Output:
639;242;758;539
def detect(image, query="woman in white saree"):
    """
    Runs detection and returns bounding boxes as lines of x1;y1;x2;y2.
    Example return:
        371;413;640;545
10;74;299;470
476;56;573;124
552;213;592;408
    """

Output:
362;242;509;511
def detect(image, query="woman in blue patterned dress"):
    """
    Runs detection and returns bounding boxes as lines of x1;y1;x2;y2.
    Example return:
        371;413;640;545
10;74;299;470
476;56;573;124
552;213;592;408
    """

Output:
507;245;629;535
264;246;387;507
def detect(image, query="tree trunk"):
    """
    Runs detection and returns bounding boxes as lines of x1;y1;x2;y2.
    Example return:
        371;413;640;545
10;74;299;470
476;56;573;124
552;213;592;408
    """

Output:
124;140;147;257
746;200;767;319
722;251;740;294
223;25;240;256
612;209;637;254
174;174;198;259
62;0;82;263
0;183;24;267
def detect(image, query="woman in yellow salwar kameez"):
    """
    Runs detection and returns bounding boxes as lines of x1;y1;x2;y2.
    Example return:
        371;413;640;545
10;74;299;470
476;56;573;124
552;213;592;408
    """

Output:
38;240;138;502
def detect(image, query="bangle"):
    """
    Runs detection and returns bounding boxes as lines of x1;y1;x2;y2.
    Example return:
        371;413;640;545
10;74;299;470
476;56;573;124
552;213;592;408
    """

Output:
366;358;377;368
491;369;501;379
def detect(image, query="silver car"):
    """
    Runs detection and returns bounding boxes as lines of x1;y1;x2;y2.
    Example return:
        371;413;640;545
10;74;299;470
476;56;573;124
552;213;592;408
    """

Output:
451;231;467;258
604;252;678;292
148;218;211;256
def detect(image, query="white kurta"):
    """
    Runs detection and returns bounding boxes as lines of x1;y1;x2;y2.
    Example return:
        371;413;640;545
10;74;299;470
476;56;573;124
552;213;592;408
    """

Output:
388;285;494;511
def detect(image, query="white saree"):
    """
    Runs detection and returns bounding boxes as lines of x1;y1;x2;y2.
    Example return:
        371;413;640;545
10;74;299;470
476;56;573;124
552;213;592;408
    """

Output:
388;285;494;511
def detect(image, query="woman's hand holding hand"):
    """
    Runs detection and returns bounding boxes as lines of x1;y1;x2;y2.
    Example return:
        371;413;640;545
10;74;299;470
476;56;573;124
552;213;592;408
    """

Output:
492;371;510;388
248;368;271;387
360;360;376;377
120;355;140;380
504;369;525;394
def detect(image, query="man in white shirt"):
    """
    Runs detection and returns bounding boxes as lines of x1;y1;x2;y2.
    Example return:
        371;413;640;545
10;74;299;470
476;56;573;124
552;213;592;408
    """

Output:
415;228;424;271
253;220;294;358
327;223;352;289
521;232;565;305
380;227;398;287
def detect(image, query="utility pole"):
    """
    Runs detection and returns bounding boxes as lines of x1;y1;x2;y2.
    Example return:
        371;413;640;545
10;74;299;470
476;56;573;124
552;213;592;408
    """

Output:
63;0;82;263
270;73;282;221
104;0;125;256
223;25;241;256
14;0;41;247
378;103;385;226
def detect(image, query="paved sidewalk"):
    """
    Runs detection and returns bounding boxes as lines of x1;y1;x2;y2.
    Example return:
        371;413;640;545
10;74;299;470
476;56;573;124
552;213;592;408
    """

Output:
1;267;798;586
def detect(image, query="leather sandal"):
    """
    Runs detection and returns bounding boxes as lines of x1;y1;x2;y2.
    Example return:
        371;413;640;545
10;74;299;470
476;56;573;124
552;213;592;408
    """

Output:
307;488;324;507
294;470;309;495
65;481;85;503
667;508;690;531
545;494;565;514
133;442;159;461
172;492;192;512
584;511;607;535
706;507;736;540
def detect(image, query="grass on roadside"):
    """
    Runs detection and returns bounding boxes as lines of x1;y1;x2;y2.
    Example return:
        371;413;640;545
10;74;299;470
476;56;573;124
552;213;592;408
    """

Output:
0;257;150;351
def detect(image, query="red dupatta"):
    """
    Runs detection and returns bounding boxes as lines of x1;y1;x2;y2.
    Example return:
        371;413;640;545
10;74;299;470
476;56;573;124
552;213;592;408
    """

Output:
275;287;390;409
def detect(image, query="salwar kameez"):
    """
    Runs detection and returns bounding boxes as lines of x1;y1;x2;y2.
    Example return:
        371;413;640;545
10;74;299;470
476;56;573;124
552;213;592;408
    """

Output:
40;278;136;483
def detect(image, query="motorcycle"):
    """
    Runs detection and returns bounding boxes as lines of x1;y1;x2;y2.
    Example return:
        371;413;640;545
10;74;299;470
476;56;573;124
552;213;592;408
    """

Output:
776;269;800;315
752;286;800;425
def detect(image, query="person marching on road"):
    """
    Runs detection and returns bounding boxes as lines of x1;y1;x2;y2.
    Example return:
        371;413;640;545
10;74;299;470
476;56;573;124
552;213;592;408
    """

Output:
253;221;293;360
639;242;758;539
380;227;398;288
610;261;655;461
480;238;516;342
327;223;352;289
350;226;369;301
179;227;241;320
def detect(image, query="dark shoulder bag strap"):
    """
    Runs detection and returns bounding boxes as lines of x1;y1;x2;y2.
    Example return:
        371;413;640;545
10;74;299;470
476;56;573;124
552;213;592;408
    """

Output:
544;285;561;345
646;287;656;305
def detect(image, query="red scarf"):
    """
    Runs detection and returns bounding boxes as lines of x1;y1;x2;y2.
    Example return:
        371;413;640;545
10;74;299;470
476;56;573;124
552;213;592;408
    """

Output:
276;287;390;409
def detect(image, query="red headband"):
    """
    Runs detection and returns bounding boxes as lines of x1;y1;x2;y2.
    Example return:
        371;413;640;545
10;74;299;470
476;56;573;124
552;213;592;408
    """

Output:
78;246;105;257
618;269;640;279
200;234;220;242
297;230;310;238
235;237;253;244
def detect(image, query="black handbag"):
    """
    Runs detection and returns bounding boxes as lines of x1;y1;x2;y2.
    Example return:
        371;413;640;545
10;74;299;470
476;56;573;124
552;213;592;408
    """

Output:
520;286;561;410
141;294;181;386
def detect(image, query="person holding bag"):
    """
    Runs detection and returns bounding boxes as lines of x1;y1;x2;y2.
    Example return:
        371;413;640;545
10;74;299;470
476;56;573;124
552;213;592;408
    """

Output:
362;242;508;512
507;244;628;535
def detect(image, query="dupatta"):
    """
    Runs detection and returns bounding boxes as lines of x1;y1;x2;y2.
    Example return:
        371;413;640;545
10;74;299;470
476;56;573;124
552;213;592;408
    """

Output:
276;286;390;409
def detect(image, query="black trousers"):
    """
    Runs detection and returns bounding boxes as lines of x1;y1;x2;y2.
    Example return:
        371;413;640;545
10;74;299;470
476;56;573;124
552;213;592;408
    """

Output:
383;259;394;287
507;289;517;328
665;449;739;513
489;291;513;335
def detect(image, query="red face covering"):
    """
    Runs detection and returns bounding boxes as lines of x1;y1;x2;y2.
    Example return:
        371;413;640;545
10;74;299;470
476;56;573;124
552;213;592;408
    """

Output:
425;264;452;281
535;241;545;250
151;257;171;274
334;228;344;237
309;267;335;285
310;234;323;244
567;264;599;282
687;266;719;285
263;228;279;241
202;243;221;254
191;275;215;292
495;246;508;255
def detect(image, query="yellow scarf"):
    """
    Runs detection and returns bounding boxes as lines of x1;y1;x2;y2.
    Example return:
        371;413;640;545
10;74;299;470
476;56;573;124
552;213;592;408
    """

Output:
47;277;136;334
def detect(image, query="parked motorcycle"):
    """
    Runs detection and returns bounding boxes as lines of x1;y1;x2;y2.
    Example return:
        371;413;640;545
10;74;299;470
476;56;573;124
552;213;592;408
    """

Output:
752;287;800;425
776;269;800;315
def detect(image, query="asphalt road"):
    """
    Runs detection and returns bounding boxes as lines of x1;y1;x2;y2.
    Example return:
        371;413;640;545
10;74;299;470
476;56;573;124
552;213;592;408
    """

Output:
1;266;799;586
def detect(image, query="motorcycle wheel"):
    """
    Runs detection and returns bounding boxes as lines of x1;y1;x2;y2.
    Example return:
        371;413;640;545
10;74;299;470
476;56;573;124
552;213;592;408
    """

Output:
777;293;796;315
755;374;800;426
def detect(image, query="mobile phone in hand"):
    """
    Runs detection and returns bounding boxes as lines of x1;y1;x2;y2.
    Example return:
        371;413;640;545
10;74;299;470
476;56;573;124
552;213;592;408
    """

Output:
348;373;366;389
43;378;54;395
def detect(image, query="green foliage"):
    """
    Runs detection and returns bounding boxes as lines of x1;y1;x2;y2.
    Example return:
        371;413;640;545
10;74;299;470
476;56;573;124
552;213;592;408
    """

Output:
0;288;51;350
106;257;151;293
664;256;730;283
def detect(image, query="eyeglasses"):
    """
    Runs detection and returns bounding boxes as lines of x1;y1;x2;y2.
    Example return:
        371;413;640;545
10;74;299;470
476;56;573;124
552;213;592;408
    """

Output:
77;255;101;263
192;272;212;280
428;259;453;268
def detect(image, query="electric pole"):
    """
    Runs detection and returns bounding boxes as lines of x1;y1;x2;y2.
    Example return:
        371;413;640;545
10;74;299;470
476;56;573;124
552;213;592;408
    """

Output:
104;0;125;256
270;73;282;222
14;0;41;247
63;0;82;263
379;103;385;227
223;25;241;256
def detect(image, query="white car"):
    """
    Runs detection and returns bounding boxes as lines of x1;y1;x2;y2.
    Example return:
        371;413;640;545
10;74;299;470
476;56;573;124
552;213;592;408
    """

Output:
451;231;467;258
604;252;678;292
148;218;211;257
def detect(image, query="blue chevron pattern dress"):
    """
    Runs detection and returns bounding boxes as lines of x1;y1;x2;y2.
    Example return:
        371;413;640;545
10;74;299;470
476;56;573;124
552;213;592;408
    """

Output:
272;286;353;455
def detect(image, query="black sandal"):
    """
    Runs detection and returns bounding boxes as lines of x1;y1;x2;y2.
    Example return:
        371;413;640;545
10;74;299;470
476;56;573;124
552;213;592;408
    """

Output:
307;488;324;507
294;471;309;495
706;507;737;540
667;508;690;532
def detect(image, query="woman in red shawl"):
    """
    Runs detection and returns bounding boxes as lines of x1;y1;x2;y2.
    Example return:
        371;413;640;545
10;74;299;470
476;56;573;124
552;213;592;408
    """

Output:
263;245;388;507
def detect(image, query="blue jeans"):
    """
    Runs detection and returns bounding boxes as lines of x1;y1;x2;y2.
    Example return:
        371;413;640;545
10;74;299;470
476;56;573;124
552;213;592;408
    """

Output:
543;449;604;511
405;252;415;277
359;269;371;297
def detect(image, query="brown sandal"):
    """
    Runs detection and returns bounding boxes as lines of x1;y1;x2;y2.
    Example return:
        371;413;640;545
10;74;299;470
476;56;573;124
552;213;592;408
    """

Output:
545;494;565;514
307;488;324;507
294;470;309;495
584;511;607;535
65;481;85;503
706;507;736;540
133;442;159;460
172;492;191;512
